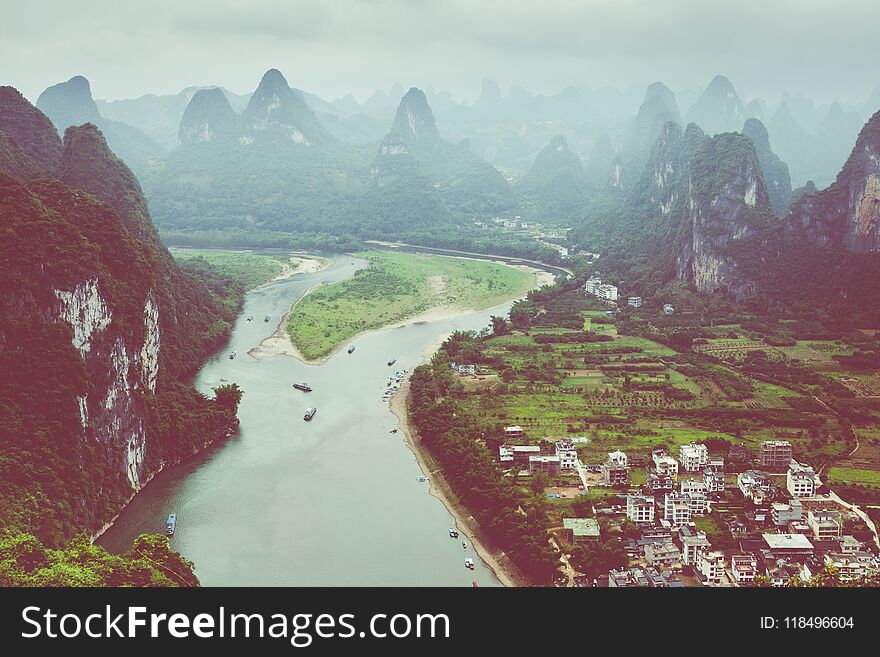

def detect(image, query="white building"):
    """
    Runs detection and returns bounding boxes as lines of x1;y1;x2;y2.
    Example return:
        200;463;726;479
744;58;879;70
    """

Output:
664;493;692;526
663;304;674;315
704;469;725;493
626;495;655;524
608;450;628;468
652;450;679;477
730;554;758;585
644;542;682;570
680;479;707;496
771;500;803;527
737;470;773;502
679;443;709;472
627;296;643;308
807;510;842;541
787;461;817;498
697;551;725;586
681;531;711;566
554;439;578;470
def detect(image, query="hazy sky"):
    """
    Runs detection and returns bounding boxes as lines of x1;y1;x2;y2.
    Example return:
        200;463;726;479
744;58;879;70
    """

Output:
2;0;878;107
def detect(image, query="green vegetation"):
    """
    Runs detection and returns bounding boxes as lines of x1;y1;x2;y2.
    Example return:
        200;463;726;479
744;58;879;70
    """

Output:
172;249;293;292
0;532;198;587
828;467;880;488
287;250;534;360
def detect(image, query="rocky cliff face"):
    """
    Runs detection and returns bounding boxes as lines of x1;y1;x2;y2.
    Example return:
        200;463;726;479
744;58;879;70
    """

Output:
515;135;586;221
0;89;235;542
675;132;773;296
787;110;880;252
390;87;442;149
742;118;792;217
0;86;62;173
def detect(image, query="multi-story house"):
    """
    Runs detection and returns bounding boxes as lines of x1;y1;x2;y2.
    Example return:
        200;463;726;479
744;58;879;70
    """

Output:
787;461;817;498
760;440;792;471
554;439;578;470
679;443;709;472
626;495;655;524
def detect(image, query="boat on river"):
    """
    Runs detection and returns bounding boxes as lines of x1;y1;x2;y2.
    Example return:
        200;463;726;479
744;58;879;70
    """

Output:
246;316;253;322
264;315;271;322
229;351;237;360
387;358;396;366
449;528;459;538
165;514;176;536
465;558;475;571
303;407;317;421
347;344;356;354
292;383;312;392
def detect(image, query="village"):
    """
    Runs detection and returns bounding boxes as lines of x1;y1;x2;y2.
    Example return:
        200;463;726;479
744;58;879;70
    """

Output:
496;428;879;587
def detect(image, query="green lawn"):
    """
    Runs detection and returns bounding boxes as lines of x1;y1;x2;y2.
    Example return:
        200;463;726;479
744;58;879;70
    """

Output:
828;467;880;488
286;250;534;360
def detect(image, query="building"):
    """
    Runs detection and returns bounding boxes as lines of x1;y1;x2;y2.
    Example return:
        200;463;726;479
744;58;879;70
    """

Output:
679;443;709;472
626;495;655;524
762;533;815;557
607;450;628;468
606;567;684;588
652;450;679;477
706;457;725;473
684;492;708;516
680;479;707;496
504;426;524;440
499;444;540;464
554;439;578;470
730;554;758;585
584;277;618;302
737;470;773;502
681;531;712;566
823;552;879;582
771;500;803;527
787;460;817;498
839;535;865;554
562;517;601;542
697;551;726;586
529;455;560;476
647;471;674;493
664;493;692;526
759;440;793;471
704;469;725;493
662;304;674;315
644;542;682;570
601;461;629;487
807;510;842;541
627;296;643;308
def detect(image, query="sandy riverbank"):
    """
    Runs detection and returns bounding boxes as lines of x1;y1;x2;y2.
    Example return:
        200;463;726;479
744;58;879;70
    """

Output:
389;371;528;588
250;263;554;366
263;255;331;285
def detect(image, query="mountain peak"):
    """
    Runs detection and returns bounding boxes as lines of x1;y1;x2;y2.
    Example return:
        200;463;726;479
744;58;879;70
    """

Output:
241;69;332;146
36;75;102;131
390;87;440;146
178;88;238;144
56;123;154;241
685;75;745;135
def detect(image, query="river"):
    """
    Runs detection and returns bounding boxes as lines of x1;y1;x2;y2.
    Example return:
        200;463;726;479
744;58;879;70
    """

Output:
98;253;534;586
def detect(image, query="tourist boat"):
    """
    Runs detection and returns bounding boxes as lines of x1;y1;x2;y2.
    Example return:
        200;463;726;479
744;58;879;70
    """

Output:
292;383;312;392
264;315;271;322
462;541;467;549
347;345;355;354
165;514;176;536
303;407;317;421
417;475;428;482
246;315;253;322
387;358;396;366
465;558;475;571
449;528;459;538
390;428;399;434
229;351;237;359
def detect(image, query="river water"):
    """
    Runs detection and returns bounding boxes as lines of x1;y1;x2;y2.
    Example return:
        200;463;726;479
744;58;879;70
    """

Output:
98;254;526;586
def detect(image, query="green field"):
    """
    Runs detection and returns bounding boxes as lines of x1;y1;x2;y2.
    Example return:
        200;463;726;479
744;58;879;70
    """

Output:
828;467;880;488
286;250;535;360
171;248;298;291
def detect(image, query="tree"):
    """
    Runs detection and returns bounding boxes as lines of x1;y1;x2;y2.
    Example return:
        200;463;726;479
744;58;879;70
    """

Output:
491;315;512;336
213;383;243;413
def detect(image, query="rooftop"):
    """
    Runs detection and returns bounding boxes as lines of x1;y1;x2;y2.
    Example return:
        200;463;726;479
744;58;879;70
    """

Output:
563;517;601;538
763;533;815;551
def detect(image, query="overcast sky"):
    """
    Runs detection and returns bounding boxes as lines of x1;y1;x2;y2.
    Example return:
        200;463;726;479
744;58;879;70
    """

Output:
2;0;878;107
